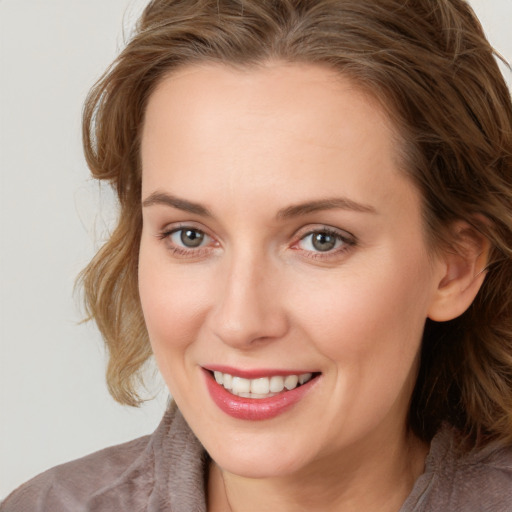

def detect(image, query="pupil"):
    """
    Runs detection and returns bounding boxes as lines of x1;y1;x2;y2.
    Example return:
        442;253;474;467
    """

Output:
312;232;336;252
181;229;204;248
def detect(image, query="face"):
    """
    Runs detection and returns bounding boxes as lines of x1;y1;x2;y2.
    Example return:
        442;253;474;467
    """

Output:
139;62;443;479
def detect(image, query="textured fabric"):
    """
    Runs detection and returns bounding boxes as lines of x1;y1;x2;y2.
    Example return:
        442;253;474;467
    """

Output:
1;403;208;512
2;403;512;511
400;426;512;512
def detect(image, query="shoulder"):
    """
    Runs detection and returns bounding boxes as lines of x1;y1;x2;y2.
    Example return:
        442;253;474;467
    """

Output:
0;403;208;512
0;435;153;512
405;425;512;512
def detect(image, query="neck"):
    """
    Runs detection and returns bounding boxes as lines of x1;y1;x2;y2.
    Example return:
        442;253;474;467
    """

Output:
207;427;429;512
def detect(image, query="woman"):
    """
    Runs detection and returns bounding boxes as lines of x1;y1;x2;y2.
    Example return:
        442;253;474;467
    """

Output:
3;0;512;510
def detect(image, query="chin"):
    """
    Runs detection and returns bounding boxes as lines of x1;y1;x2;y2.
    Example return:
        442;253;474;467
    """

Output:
206;437;314;479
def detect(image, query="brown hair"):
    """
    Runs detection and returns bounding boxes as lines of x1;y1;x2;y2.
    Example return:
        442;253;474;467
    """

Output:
81;0;512;445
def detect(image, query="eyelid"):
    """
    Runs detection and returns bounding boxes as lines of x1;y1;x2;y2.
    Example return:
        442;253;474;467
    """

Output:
158;220;214;240
291;224;357;259
169;227;210;248
293;224;356;244
159;219;206;233
155;221;356;260
156;222;220;258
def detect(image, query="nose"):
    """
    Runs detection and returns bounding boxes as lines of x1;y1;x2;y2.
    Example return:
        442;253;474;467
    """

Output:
207;251;289;349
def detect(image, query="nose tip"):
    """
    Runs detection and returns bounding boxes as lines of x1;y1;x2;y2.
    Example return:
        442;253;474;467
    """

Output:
208;265;289;349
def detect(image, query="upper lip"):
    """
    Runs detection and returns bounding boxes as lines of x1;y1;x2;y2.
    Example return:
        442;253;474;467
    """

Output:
203;365;319;379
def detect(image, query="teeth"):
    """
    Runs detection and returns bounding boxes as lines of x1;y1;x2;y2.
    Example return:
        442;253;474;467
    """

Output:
284;375;299;390
232;377;251;394
251;377;270;395
238;392;274;399
269;376;285;393
223;373;233;390
212;371;314;398
299;373;312;385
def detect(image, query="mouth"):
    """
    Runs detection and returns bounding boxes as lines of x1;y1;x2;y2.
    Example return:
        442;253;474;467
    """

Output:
210;370;317;399
202;367;321;420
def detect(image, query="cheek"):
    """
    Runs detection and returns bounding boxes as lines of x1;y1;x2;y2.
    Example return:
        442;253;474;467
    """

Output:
292;249;434;367
138;247;218;407
138;244;211;354
289;253;433;436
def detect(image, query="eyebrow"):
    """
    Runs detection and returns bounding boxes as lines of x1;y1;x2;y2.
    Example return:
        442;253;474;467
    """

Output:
142;191;377;218
276;198;377;218
142;192;213;217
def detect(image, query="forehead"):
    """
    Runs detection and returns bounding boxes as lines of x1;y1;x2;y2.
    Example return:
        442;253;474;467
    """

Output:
142;62;395;154
140;62;415;218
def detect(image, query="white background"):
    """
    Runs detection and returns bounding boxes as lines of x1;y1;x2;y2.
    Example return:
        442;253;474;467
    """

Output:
0;0;511;499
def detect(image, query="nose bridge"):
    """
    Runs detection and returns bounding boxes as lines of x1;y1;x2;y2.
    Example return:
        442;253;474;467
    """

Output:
209;243;288;348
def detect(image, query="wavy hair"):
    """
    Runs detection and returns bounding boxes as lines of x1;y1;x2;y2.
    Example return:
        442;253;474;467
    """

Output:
80;0;512;445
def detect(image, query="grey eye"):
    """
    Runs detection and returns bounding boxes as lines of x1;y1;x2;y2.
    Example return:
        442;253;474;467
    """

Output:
172;228;206;248
298;231;344;253
311;232;337;252
181;229;205;247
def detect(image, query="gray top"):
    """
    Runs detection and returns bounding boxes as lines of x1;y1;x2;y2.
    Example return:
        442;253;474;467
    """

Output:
2;402;512;511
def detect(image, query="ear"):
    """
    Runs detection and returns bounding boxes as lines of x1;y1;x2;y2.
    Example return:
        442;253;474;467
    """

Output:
427;222;490;322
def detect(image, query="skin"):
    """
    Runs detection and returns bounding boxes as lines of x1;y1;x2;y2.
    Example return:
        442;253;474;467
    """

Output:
138;62;477;511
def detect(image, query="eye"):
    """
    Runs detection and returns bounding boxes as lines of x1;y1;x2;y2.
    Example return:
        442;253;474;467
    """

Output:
296;228;353;254
156;225;218;259
171;228;206;248
169;228;209;248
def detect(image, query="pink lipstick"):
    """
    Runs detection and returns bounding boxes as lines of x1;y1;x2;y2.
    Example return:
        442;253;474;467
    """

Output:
202;367;320;421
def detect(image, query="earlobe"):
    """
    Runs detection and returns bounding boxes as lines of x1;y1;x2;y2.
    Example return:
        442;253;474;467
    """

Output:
427;223;490;322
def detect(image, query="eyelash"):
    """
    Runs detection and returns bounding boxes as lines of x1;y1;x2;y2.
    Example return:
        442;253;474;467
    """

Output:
292;227;356;260
156;225;356;261
157;225;216;259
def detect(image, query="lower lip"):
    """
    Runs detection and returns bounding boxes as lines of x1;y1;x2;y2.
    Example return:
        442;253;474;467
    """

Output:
203;369;319;421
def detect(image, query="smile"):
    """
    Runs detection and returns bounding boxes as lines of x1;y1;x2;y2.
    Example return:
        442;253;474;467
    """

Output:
203;368;321;420
213;371;314;399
